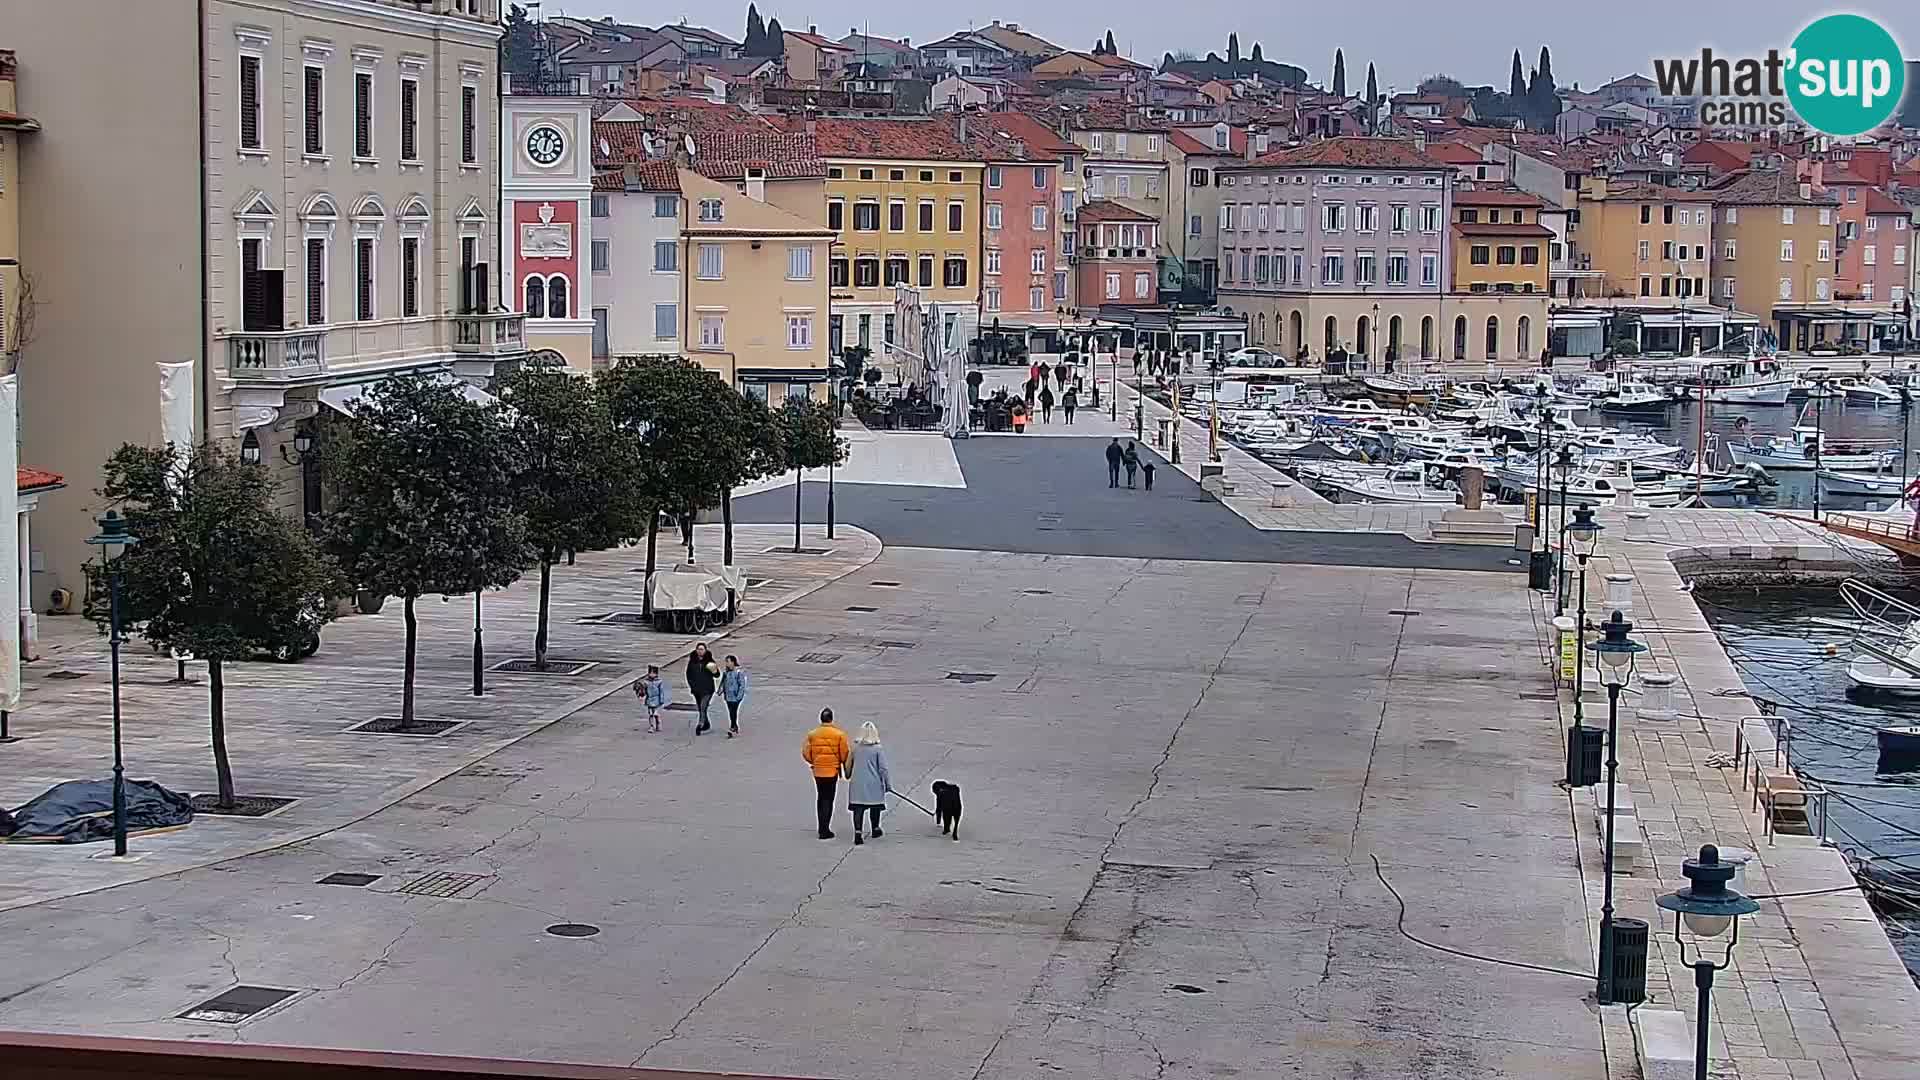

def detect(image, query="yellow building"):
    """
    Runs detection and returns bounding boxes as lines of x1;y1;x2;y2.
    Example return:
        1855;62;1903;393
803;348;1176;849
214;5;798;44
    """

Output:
0;50;33;363
679;170;834;402
1451;189;1552;295
809;117;989;360
1702;167;1840;346
1574;177;1715;303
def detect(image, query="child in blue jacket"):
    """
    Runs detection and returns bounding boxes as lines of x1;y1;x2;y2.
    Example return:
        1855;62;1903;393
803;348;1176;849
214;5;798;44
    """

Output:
720;655;749;738
636;665;670;733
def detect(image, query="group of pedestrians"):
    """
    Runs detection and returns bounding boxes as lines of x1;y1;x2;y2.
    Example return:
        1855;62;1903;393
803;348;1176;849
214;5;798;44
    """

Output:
1023;361;1083;427
1104;437;1157;491
632;647;903;846
634;642;749;736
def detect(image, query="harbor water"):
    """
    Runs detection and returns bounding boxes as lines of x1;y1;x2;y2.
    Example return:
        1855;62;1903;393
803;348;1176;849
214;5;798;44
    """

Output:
1698;588;1920;983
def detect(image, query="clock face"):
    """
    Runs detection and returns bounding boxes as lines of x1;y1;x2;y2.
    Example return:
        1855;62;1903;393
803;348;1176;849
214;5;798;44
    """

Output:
526;125;565;166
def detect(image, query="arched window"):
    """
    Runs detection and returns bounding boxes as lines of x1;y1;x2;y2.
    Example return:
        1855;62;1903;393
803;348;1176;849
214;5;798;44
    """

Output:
1355;315;1370;358
547;275;568;319
1324;315;1338;355
1256;313;1267;344
1485;316;1500;360
1388;315;1403;360
1421;316;1434;360
1517;315;1532;359
1453;315;1467;360
524;276;545;318
1289;311;1303;357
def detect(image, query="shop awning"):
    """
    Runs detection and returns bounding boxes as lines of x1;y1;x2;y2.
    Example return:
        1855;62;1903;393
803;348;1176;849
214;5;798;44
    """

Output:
319;372;495;417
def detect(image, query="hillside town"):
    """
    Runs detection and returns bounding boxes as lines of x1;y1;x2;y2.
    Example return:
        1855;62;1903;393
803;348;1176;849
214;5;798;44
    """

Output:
8;5;1920;1080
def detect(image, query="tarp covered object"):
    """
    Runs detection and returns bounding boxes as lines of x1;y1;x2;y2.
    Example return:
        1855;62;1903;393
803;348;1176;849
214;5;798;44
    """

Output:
648;569;729;613
1;779;195;843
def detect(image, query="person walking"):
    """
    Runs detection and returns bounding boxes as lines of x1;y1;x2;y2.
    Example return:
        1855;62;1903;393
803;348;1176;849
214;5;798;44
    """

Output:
1011;399;1029;434
1062;385;1078;425
635;664;669;733
1142;455;1156;491
720;654;748;737
1106;437;1124;488
846;721;893;845
803;708;852;839
1055;359;1070;389
1123;441;1140;489
1038;384;1055;424
686;643;719;735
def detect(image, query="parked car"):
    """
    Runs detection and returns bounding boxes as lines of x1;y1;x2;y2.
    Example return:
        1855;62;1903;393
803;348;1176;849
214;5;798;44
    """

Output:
1224;347;1280;368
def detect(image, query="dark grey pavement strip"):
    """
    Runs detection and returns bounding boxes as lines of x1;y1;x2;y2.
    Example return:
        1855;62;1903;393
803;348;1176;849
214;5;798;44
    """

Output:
735;436;1523;573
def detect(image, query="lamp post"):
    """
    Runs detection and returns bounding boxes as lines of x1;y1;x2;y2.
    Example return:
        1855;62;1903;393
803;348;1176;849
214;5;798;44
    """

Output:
1813;376;1828;520
88;510;138;857
827;451;837;540
472;588;484;697
1110;338;1119;422
1208;350;1223;462
1589;610;1647;1004
1566;505;1601;784
1656;845;1761;1080
1554;445;1576;616
1170;374;1183;465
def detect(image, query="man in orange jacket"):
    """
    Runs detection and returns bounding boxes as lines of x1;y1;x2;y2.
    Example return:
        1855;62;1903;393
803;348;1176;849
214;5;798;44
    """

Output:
802;707;852;839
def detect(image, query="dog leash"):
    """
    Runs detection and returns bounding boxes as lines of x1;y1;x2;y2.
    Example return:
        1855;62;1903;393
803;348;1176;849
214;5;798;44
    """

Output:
889;788;936;817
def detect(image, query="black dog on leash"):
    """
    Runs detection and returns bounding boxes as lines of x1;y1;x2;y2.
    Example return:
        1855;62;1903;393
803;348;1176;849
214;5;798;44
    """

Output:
931;780;962;840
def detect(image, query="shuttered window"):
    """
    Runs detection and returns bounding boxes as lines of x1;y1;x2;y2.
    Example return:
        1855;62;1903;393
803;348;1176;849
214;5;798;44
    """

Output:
303;67;324;154
238;55;262;149
354;73;372;158
400;78;418;161
402;237;419;317
461;86;476;163
306;239;326;324
355;238;374;320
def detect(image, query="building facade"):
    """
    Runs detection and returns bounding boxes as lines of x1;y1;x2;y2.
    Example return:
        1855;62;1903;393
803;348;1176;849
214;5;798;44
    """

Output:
978;111;1077;319
1572;178;1715;304
809;118;990;364
1704;167;1838;347
1075;200;1160;309
5;0;511;614
591;161;681;361
502;91;594;369
1216;138;1455;367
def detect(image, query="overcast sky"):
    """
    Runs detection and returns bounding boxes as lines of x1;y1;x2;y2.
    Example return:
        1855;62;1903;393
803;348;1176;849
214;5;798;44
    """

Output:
558;1;1917;92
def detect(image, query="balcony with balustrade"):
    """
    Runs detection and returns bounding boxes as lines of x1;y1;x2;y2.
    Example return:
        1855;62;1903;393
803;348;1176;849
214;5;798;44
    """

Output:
226;329;328;384
452;311;527;359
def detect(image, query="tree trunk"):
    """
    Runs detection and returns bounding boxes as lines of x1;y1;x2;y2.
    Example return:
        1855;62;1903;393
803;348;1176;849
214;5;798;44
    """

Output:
534;552;553;670
793;467;804;552
684;506;696;563
401;594;418;727
642;513;659;619
209;659;235;808
722;489;734;565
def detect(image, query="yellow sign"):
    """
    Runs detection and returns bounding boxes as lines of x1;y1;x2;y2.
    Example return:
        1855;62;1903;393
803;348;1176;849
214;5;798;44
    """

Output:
1559;628;1578;683
1525;491;1538;525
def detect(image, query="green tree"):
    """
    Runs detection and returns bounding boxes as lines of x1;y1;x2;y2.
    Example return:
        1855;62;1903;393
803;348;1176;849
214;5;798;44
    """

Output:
500;4;541;85
743;4;765;55
1419;74;1466;97
598;359;771;615
321;375;528;727
497;367;645;671
774;398;847;554
1103;30;1117;56
765;18;786;59
98;442;340;808
1530;46;1561;133
1227;33;1240;65
1365;63;1379;131
1509;50;1527;102
1250;42;1263;64
1332;49;1346;97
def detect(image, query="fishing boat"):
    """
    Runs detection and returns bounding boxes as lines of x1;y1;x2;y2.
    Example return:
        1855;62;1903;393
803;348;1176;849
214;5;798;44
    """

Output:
1316;462;1459;504
1359;374;1440;407
1494;458;1683;508
1651;348;1792;406
1723;424;1899;472
1314;398;1400;424
1596;379;1672;414
1839;376;1904;406
1815;469;1907;498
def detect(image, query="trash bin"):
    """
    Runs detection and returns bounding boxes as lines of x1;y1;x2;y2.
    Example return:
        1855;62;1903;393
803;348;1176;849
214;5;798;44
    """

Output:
1606;917;1649;1004
1568;725;1603;788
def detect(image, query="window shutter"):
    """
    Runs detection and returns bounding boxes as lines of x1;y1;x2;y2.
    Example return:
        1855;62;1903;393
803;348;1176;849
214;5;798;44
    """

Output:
402;237;419;317
356;238;374;320
306;239;326;324
400;79;418;160
239;56;261;149
304;68;324;155
354;73;373;158
461;87;476;163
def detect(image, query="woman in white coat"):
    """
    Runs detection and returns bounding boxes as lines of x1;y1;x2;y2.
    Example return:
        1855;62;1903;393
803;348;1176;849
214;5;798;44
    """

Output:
846;721;892;846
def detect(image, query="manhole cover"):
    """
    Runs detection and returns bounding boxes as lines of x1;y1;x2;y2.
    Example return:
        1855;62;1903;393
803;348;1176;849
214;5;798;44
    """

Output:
766;546;833;556
190;794;298;818
902;507;926;512
489;658;599;676
180;985;299;1024
845;605;878;612
546;923;602;938
397;871;493;898
1387;609;1421;616
945;672;997;684
317;872;381;887
876;640;917;649
870;581;902;587
797;652;841;664
45;671;87;681
348;717;465;737
1022;588;1051;595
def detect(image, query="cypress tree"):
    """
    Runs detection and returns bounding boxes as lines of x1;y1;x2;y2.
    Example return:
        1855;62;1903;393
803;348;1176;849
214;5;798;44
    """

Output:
1509;50;1526;102
1365;63;1378;131
743;4;764;55
766;18;785;58
1104;30;1117;56
1332;49;1346;97
1228;33;1240;65
1250;42;1263;63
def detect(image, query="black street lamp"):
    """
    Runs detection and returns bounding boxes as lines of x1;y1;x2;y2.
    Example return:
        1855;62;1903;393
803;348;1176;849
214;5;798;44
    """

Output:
1588;610;1647;1004
1565;505;1601;786
472;588;485;697
1655;845;1760;1080
1554;444;1575;616
87;510;138;857
1812;376;1828;520
827;451;837;540
239;429;262;465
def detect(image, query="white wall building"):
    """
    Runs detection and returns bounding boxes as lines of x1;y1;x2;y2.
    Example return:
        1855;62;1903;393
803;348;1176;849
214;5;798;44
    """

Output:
593;162;683;361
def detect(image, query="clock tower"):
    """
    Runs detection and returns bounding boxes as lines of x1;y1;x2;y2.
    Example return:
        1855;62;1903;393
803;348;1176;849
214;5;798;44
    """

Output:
501;91;594;370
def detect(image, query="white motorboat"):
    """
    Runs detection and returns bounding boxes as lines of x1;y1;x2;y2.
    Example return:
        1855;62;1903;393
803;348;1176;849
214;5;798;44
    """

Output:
1315;398;1400;424
1840;376;1904;406
1318;462;1459;504
1789;368;1840;400
1572;430;1688;465
1842;580;1920;694
1723;425;1899;471
1596;380;1672;414
1654;348;1792;406
1816;469;1907;497
1496;459;1683;508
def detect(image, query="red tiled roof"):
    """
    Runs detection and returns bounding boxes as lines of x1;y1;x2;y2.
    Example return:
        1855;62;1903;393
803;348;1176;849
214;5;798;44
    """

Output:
977;111;1078;160
1452;188;1545;207
1076;198;1156;223
1704;168;1835;206
592;161;679;192
802;117;999;162
18;467;63;492
691;131;826;179
1248;137;1447;171
1865;187;1908;216
1167;127;1245;156
1452;221;1556;238
1593;180;1716;202
784;29;853;52
1423;141;1486;165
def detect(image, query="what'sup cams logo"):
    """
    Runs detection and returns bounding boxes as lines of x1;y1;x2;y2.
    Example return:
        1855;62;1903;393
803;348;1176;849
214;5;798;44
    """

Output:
1653;13;1907;136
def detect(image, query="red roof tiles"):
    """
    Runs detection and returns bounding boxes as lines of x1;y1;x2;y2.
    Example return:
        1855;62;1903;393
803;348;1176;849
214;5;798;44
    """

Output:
803;117;999;162
1452;188;1545;207
976;111;1078;161
1076;199;1156;223
17;467;63;492
1249;137;1447;171
1865;187;1909;216
592;161;679;192
1452;221;1556;238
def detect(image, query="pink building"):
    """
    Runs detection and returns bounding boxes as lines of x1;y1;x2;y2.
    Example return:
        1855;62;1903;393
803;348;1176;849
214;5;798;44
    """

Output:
1075;200;1159;309
978;112;1076;320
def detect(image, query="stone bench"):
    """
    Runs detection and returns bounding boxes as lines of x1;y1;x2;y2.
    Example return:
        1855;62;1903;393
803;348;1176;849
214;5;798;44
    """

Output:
1588;784;1643;869
1634;1009;1694;1080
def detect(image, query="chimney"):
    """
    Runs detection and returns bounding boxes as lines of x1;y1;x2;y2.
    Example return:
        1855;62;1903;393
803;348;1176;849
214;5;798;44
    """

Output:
1799;181;1813;200
1255;129;1269;155
958;111;968;143
1411;126;1428;152
623;162;640;191
805;104;818;137
1244;126;1258;161
902;37;909;45
745;167;766;202
808;24;817;35
1811;159;1824;192
1007;23;1020;30
992;19;1001;26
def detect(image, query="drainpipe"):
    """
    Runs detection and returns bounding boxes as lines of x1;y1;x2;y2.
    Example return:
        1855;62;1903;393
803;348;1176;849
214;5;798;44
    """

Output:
197;0;211;441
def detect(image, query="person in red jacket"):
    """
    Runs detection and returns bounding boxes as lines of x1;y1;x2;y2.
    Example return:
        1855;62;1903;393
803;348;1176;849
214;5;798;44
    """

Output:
801;708;852;839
